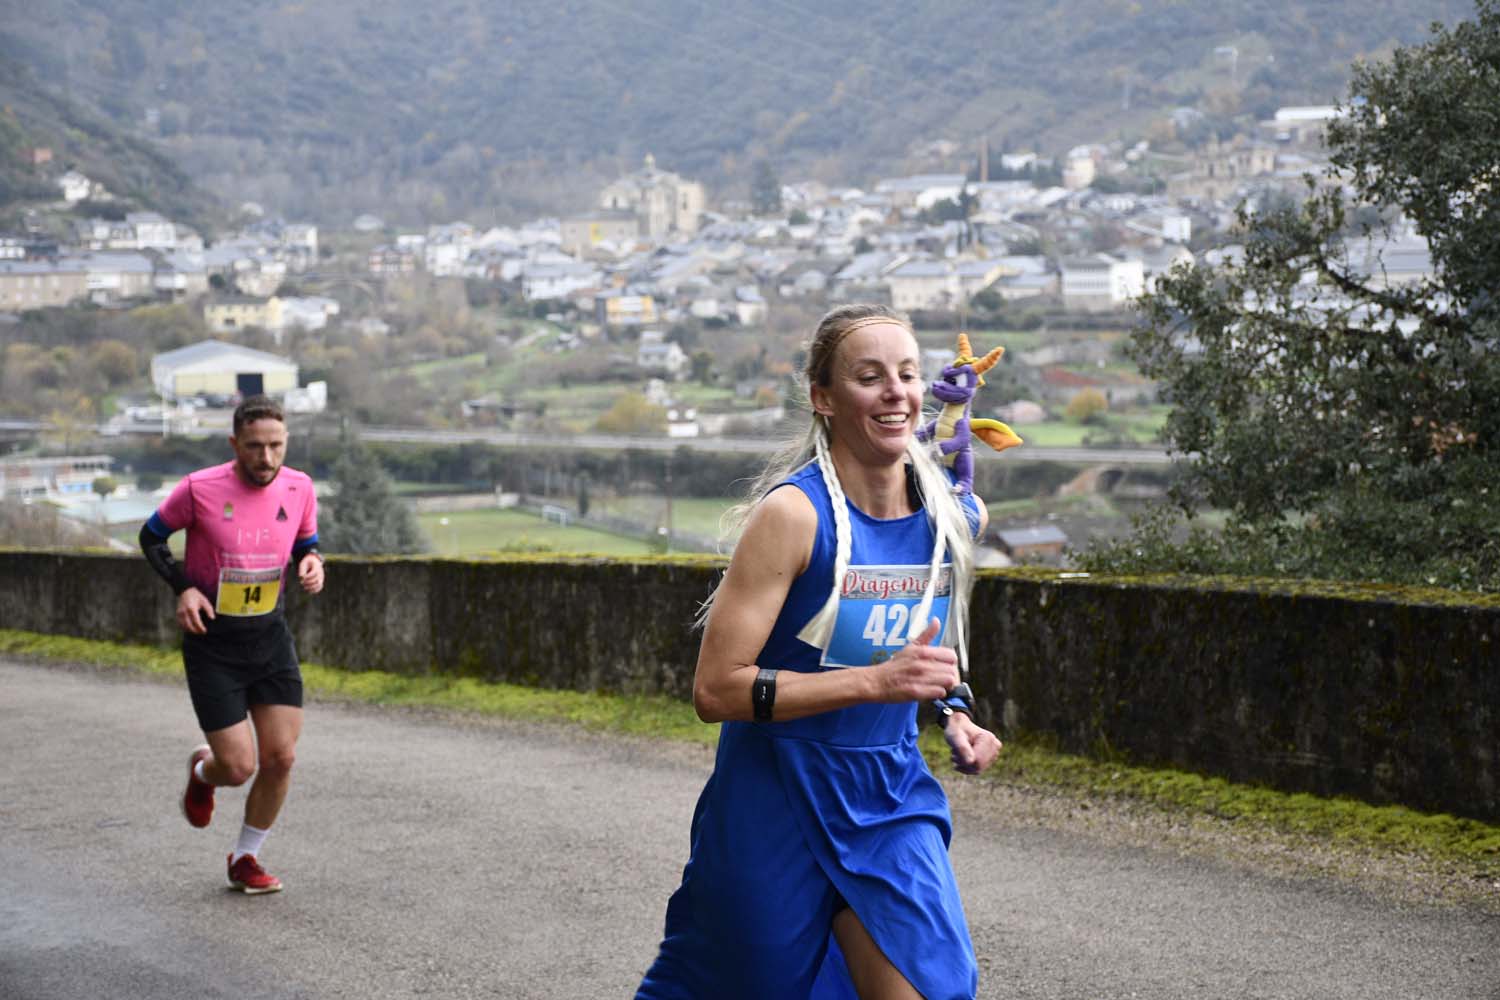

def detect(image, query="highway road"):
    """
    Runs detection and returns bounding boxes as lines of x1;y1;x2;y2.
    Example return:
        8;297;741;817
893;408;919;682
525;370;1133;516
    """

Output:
3;658;1494;999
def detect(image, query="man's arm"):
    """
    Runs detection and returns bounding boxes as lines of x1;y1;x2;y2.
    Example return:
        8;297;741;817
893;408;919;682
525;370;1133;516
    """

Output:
139;515;191;594
292;534;324;594
140;514;214;634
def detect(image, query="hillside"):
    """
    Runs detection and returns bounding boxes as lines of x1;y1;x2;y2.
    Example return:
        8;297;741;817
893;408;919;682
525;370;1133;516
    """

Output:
0;58;224;233
0;0;1475;224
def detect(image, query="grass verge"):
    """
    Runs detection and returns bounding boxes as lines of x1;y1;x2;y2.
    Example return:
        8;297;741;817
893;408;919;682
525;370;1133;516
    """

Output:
3;628;1496;879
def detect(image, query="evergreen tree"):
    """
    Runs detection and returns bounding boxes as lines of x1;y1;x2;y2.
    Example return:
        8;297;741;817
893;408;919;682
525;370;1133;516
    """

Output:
750;160;782;216
321;433;426;555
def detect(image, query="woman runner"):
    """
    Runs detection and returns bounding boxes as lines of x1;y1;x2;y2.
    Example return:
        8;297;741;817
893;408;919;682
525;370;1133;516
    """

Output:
637;304;1003;1000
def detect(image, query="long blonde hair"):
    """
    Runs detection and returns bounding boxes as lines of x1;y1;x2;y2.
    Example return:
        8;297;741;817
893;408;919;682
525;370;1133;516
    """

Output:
700;304;978;676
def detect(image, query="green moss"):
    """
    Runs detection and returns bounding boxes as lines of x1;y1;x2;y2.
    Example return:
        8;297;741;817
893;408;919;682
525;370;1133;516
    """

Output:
4;627;1496;876
978;566;1500;609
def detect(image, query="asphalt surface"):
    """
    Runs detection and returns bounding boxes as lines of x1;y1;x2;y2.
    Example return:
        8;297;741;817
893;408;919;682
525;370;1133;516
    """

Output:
2;657;1496;1000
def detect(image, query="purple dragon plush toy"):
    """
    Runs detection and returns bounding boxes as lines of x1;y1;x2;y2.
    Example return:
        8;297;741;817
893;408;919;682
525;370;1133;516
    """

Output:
917;332;1023;495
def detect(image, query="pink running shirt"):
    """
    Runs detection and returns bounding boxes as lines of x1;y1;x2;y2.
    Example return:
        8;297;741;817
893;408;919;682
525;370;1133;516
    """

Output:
153;461;318;616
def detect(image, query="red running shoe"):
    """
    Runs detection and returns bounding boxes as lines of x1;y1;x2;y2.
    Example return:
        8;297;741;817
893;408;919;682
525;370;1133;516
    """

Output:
227;854;283;894
181;745;215;828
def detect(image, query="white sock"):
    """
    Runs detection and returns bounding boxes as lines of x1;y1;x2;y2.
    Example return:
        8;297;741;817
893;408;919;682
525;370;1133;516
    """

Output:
231;823;269;864
193;759;210;784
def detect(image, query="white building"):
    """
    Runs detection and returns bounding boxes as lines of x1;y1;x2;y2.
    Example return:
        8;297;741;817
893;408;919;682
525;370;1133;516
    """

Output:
126;212;177;250
1060;254;1145;310
57;170;93;203
521;260;601;301
151;341;299;401
637;330;687;378
874;174;966;211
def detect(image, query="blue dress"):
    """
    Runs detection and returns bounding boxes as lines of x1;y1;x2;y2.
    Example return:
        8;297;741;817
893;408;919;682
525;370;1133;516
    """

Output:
637;463;980;1000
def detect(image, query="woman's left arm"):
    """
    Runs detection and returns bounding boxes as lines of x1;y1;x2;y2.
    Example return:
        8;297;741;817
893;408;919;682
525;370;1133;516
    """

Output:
943;713;1003;774
946;492;1000;774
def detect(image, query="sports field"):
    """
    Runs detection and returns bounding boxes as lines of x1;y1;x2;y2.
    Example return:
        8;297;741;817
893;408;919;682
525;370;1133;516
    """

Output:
416;508;658;557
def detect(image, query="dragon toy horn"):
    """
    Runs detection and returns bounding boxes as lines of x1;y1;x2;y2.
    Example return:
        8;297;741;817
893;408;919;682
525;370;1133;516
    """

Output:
955;332;1004;385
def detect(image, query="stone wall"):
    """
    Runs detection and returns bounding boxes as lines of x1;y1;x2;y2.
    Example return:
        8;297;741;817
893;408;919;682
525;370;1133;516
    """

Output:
3;550;1495;820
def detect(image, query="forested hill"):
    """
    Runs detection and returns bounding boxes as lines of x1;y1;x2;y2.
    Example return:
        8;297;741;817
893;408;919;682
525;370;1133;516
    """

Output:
0;0;1474;224
0;59;223;232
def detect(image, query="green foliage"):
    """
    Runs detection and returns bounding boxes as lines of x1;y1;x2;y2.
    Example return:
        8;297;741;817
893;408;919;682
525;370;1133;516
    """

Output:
321;433;426;555
90;475;118;499
1063;388;1108;424
594;392;667;435
1103;2;1500;590
750;160;782;216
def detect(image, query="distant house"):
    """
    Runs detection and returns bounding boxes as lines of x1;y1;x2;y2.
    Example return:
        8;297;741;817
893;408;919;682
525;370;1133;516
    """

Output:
57;170;93;204
1060;254;1144;311
151;340;298;401
77;251;156;303
637;330;687;378
204;295;283;334
561;211;640;258
776;259;834;299
1342;234;1434;290
424;223;476;276
596;290;657;328
282;223;319;258
368;244;419;275
993;525;1069;564
988;255;1057;300
1167;139;1278;200
521;260;601;301
886;259;955;311
734;285;766;326
832;251;909;299
0;259;89;310
279;296;341;334
152;250;210;300
126;212;177;250
873;174;966;211
0;454;115;501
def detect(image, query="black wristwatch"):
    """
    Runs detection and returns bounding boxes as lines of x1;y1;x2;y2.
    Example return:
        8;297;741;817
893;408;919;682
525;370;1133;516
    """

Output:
933;682;974;728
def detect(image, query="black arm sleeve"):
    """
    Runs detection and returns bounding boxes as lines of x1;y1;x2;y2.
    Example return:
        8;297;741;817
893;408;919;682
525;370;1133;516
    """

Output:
139;523;193;595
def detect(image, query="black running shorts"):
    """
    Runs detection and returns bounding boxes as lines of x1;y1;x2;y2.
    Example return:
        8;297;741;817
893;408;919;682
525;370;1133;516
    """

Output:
182;616;303;733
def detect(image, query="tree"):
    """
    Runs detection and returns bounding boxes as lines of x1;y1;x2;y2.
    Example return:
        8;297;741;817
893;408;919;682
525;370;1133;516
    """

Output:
594;392;667;435
91;476;118;499
320;432;426;555
1087;2;1500;589
1064;389;1108;425
751;160;782;216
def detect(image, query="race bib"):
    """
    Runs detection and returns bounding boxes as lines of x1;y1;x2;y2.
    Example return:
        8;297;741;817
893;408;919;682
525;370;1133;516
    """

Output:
820;564;951;668
216;566;282;617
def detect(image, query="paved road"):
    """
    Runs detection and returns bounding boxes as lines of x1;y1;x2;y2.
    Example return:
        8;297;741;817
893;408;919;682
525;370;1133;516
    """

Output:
2;658;1495;1000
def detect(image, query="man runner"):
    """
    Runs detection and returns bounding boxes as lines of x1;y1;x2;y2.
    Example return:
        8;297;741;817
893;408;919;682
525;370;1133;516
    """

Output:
139;394;324;894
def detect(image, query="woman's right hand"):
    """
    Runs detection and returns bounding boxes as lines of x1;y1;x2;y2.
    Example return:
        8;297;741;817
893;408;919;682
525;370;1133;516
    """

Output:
871;618;959;702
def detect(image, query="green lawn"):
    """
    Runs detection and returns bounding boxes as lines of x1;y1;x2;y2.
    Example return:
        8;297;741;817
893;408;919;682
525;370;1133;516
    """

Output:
1008;409;1167;448
417;508;656;557
592;495;741;540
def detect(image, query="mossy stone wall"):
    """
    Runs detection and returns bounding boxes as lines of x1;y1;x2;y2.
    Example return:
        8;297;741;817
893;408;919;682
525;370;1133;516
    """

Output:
967;571;1499;821
2;551;1494;820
